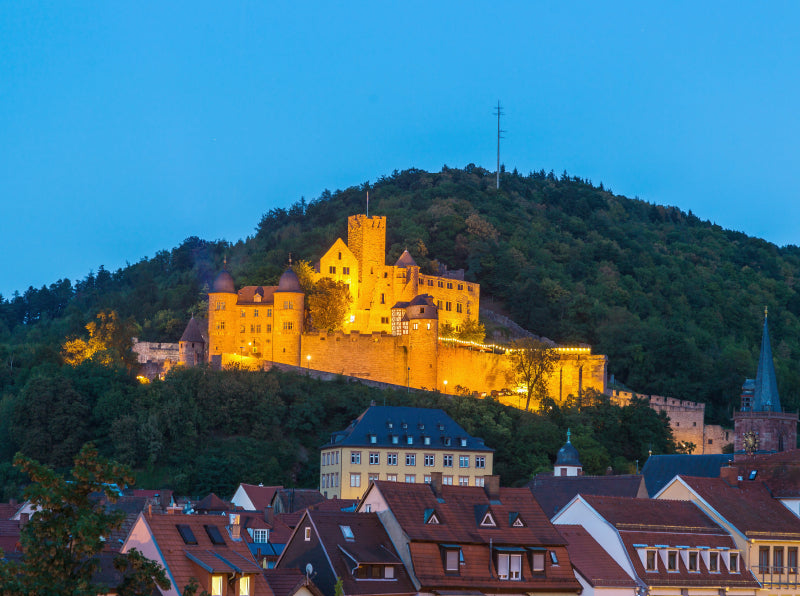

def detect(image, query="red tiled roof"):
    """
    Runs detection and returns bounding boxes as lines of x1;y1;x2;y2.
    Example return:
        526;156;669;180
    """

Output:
529;474;646;517
307;498;358;513
582;495;721;533
238;286;278;304
373;481;565;545
308;511;417;596
264;568;324;596
725;451;800;497
679;476;800;539
194;493;233;513
273;489;326;514
557;525;637;588
239;484;283;511
144;513;272;595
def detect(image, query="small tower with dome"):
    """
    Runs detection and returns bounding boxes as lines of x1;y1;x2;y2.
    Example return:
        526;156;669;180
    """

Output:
554;429;582;476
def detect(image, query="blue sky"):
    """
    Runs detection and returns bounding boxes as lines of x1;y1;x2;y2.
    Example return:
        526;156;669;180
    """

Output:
3;2;800;298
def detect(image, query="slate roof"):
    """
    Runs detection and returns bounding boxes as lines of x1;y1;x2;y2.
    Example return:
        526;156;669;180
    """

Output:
641;454;733;496
104;495;148;552
180;315;207;343
325;405;491;451
272;489;326;514
752;313;781;412
528;474;646;517
675;476;800;540
370;481;579;593
213;270;235;293
194;493;234;514
278;269;302;293
394;249;418;269
305;510;416;596
579;495;759;588
140;513;271;595
557;525;637;588
237;484;283;510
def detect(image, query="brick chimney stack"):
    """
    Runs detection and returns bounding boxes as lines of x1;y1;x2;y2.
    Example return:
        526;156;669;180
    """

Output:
429;472;443;496
483;475;501;501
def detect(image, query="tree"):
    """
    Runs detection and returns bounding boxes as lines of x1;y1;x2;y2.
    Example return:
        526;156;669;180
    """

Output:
0;443;170;596
509;338;558;412
457;318;486;343
308;278;352;332
61;310;138;368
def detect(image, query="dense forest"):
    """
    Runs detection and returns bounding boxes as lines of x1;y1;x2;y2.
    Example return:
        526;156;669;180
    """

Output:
1;165;798;495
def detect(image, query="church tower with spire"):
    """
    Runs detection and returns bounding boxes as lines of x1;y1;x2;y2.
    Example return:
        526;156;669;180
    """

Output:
733;309;798;457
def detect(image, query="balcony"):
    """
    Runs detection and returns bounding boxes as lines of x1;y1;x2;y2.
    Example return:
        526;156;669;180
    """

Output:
753;566;800;588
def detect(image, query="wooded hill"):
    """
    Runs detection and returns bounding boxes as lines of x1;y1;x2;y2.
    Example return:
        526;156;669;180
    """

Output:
0;165;798;494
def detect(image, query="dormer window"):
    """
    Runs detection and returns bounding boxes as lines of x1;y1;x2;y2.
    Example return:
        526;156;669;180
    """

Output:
418;422;425;430
424;508;440;524
340;525;354;541
391;435;399;444
407;436;414;445
497;553;522;580
369;434;377;444
509;512;525;527
688;551;699;572
729;552;739;572
709;551;719;572
646;550;657;571
438;423;445;431
423;436;431;445
441;545;463;574
401;421;408;430
460;438;467;447
444;437;451;446
480;512;496;527
387;421;393;429
667;551;678;571
550;551;559;565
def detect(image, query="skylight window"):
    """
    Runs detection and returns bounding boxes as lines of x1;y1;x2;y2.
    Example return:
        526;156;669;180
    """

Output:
204;525;225;545
177;524;198;545
340;525;354;541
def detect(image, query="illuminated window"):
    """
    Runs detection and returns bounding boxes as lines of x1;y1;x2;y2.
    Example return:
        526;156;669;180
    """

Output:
304;527;311;541
211;575;223;595
239;576;250;595
283;321;293;330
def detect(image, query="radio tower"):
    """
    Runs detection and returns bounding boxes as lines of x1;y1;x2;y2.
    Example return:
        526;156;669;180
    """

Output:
493;101;505;190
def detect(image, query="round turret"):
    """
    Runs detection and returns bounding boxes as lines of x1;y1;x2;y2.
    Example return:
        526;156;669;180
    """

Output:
212;270;235;293
277;268;302;292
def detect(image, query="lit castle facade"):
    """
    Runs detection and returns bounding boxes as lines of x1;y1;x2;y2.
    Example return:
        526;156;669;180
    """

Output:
207;214;607;399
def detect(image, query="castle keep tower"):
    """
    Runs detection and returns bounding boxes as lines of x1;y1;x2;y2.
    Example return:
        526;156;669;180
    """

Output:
272;268;304;366
733;310;798;456
208;268;238;364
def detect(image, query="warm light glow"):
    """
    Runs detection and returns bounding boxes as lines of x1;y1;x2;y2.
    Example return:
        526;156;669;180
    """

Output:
349;315;356;323
307;354;311;361
136;375;150;384
438;336;591;355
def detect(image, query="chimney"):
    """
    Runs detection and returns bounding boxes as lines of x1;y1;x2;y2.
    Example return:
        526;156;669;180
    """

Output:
264;505;274;525
720;465;741;486
429;472;443;496
483;475;500;501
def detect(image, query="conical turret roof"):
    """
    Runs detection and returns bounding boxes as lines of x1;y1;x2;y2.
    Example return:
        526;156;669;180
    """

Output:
753;310;781;412
180;315;205;344
395;249;418;269
555;429;582;467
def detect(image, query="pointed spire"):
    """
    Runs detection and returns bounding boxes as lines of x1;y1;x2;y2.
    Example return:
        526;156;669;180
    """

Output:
288;252;292;267
566;428;571;443
753;308;781;412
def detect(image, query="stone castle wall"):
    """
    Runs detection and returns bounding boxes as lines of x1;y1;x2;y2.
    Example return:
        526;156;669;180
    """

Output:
733;411;798;455
132;338;179;364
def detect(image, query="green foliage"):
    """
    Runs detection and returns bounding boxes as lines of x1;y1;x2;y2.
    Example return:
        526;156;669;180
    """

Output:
307;277;352;332
509;338;557;411
457;318;486;343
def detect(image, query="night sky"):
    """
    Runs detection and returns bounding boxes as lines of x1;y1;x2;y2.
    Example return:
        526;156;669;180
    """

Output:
3;2;800;297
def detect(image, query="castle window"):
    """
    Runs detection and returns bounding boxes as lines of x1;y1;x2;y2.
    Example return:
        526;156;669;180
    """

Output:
250;324;255;333
381;317;389;324
240;325;245;333
428;280;433;286
458;284;463;290
241;310;246;318
330;266;336;274
446;302;452;311
215;301;226;310
266;324;272;332
468;286;473;292
384;272;388;278
437;300;442;308
426;323;431;330
412;323;419;330
420;307;425;313
338;252;342;260
267;308;272;317
343;267;350;275
381;293;385;304
456;303;462;313
254;309;258;317
256;324;261;333
447;282;453;289
283;321;293;330
438;281;443;288
283;301;293;309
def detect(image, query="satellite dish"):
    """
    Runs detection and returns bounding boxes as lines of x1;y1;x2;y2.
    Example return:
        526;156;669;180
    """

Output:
305;563;313;576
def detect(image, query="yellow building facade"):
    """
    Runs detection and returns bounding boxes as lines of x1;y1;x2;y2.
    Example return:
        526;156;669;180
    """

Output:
207;213;607;400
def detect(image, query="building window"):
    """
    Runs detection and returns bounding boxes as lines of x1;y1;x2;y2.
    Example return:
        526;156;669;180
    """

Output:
215;301;225;311
459;455;469;468
368;473;379;483
387;453;398;466
456;303;462;313
438;281;443;288
387;474;397;482
351;451;361;464
407;436;414;445
304;527;311;541
646;550;657;571
250;324;255;333
709;551;719;572
445;302;452;311
329;266;336;274
381;316;389;324
381;293;385;304
760;547;770;573
689;551;699;572
267;308;272;317
443;454;453;467
405;474;416;483
240;325;246;333
475;456;485;469
343;266;350;274
369;452;379;465
211;575;223;596
532;551;545;572
789;548;799;574
498;553;522;580
282;321;293;330
254;309;259;317
458;284;463;290
266;324;272;332
391;435;399;444
424;454;435;466
350;473;361;487
443;475;453;485
424;475;431;483
459;476;469;486
406;453;416;466
667;551;678;571
474;476;484;487
256;324;261;333
217;321;225;330
730;552;738;572
239;575;250;596
412;323;418;331
774;547;784;574
241;310;246;318
444;548;462;573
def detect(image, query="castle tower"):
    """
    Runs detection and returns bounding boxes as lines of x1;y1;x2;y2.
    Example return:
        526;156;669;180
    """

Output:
405;295;438;391
348;215;387;314
554;429;583;476
272;267;305;366
207;266;238;365
178;315;206;366
733;310;798;456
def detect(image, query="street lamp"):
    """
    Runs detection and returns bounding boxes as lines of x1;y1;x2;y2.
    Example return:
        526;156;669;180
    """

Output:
443;380;448;394
306;354;311;373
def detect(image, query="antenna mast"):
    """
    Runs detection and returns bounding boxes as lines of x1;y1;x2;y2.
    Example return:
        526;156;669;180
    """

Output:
493;101;505;189
366;191;369;218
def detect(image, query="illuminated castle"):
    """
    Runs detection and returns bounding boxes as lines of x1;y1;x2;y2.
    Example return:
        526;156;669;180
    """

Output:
207;214;606;400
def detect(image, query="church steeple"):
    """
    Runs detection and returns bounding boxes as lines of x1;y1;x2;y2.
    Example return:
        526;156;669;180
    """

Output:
753;308;781;413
